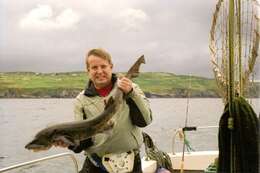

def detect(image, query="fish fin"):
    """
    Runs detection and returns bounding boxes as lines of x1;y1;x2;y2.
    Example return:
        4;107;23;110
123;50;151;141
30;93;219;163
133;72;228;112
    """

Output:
104;97;115;109
54;136;75;146
97;120;115;135
104;128;114;136
125;55;145;79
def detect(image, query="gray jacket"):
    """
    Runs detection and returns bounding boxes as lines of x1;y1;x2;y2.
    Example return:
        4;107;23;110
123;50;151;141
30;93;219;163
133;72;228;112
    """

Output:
73;75;152;156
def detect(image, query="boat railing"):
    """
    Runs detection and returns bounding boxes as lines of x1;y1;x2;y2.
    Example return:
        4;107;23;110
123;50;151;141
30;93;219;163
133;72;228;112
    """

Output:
172;125;219;154
0;152;79;173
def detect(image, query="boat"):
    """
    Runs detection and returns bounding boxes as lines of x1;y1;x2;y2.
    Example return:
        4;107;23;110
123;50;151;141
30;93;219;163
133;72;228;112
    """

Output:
0;128;219;173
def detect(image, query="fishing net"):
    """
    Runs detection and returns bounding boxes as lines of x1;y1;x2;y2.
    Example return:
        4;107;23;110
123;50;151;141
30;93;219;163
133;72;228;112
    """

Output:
209;0;259;172
209;0;259;103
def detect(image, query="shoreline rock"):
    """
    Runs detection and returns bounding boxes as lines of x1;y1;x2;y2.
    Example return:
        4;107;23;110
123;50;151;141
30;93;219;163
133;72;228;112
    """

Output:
0;89;259;98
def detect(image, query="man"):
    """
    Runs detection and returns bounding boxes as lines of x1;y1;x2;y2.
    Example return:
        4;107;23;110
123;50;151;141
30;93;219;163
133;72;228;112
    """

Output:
68;48;152;173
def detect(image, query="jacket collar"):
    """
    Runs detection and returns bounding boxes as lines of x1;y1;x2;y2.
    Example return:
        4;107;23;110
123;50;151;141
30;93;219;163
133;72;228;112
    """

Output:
84;73;117;97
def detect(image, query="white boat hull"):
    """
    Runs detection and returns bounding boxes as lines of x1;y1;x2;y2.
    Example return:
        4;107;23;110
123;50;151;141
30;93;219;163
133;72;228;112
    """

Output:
142;151;218;173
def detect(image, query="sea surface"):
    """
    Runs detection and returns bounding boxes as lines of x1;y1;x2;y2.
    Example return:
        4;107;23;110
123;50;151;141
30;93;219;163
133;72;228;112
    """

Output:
0;98;259;172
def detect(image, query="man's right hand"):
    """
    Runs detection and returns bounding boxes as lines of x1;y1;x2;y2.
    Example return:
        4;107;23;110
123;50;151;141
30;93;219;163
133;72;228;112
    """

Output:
53;140;70;148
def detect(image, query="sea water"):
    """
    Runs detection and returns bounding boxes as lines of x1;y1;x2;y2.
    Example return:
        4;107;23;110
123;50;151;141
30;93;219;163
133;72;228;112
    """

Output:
0;98;259;172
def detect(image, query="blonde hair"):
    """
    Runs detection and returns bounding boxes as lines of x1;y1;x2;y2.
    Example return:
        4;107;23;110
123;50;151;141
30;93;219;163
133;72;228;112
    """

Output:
86;48;113;68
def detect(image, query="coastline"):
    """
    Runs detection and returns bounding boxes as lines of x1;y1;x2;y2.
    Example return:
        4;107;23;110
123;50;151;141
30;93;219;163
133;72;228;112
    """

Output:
1;89;259;98
0;72;259;98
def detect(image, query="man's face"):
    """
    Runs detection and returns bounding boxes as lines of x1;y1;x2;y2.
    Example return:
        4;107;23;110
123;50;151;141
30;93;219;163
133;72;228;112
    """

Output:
87;55;113;89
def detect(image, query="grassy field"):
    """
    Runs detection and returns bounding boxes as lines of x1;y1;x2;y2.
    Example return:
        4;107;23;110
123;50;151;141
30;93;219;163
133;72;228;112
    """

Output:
134;72;217;96
0;72;258;98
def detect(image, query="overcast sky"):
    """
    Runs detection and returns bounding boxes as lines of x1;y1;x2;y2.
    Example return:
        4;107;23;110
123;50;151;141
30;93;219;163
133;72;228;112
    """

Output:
0;0;259;78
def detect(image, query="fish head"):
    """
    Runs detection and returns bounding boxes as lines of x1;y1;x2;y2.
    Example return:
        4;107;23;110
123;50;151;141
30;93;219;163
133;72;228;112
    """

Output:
25;138;52;151
25;137;52;151
25;131;53;151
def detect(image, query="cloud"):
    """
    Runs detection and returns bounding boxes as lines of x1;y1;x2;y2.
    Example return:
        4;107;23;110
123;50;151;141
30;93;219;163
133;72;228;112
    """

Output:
19;4;80;30
5;0;257;79
117;8;149;32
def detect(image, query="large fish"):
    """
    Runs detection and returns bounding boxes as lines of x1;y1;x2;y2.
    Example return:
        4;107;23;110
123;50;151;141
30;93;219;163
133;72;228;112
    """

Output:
25;56;145;151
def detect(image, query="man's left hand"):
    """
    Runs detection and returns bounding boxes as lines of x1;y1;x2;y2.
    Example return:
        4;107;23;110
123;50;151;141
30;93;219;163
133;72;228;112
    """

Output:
117;77;133;94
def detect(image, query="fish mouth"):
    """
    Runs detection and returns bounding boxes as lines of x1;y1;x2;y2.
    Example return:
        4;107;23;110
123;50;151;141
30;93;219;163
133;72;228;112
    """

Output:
25;143;51;151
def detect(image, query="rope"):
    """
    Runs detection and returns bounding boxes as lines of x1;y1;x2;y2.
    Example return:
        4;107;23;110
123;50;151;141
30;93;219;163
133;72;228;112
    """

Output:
142;132;174;173
183;135;195;153
173;128;195;153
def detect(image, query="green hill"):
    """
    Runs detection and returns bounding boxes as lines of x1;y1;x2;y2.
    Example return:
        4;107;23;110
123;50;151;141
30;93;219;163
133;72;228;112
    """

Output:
0;72;258;98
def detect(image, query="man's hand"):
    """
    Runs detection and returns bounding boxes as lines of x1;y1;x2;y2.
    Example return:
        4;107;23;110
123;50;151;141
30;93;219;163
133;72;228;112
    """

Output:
117;77;133;94
53;140;70;148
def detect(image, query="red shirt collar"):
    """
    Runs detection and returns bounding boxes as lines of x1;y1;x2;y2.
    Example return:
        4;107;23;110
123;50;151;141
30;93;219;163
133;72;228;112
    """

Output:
96;83;113;97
